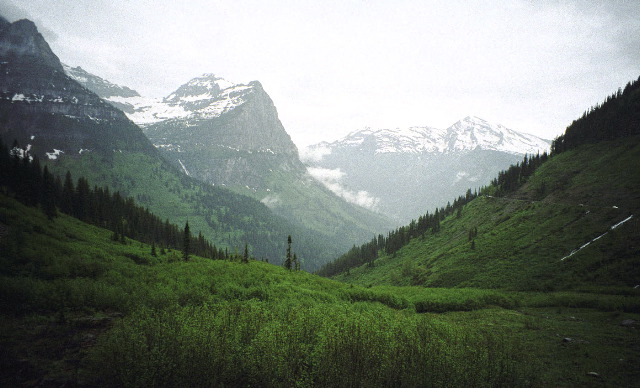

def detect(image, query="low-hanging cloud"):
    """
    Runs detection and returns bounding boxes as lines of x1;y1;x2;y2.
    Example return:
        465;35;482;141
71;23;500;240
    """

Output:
307;167;380;211
300;144;331;163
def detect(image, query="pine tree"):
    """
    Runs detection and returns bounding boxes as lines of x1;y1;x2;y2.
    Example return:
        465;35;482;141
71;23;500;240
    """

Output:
293;253;300;271
151;242;157;257
183;221;190;261
61;171;74;214
243;243;249;263
284;235;292;270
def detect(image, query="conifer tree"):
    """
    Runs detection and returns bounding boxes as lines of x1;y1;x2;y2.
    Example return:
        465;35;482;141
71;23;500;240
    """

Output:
61;171;74;215
284;235;292;270
293;253;300;271
243;243;249;263
183;221;190;261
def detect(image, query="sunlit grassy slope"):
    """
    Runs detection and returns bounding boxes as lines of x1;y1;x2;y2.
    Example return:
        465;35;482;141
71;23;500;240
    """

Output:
2;193;640;387
335;136;640;291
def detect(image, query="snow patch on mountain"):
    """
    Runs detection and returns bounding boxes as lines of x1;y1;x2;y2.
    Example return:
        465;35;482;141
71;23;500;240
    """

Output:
46;149;64;160
307;167;380;210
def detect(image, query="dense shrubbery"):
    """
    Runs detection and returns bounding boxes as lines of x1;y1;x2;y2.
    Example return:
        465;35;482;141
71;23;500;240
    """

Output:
88;301;532;388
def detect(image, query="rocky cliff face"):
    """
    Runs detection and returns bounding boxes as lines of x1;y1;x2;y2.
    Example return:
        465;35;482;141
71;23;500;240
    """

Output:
131;76;303;191
0;17;153;159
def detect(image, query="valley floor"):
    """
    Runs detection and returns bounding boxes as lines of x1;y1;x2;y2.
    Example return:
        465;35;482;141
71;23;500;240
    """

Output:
2;195;639;387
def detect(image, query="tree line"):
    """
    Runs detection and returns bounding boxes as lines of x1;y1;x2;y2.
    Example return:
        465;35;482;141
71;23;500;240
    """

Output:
317;189;479;277
0;138;230;261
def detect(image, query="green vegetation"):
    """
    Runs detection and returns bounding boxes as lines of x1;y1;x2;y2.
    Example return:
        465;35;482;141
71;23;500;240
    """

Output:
2;194;639;386
44;150;342;270
2;66;639;386
333;136;640;291
552;75;640;154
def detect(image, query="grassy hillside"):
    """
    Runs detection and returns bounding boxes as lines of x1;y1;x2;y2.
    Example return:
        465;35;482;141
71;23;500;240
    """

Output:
44;151;343;270
334;136;640;291
2;193;640;387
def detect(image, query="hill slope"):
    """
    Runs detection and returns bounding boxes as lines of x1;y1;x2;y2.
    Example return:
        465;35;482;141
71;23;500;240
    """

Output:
330;79;640;291
3;182;640;387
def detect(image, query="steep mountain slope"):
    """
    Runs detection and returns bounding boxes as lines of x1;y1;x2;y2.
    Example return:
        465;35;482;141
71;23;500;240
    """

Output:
305;117;550;224
0;16;342;269
0;18;154;158
71;70;393;245
329;79;640;290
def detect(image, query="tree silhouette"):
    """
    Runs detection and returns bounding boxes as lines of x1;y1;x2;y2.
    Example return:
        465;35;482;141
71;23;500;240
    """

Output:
183;221;190;261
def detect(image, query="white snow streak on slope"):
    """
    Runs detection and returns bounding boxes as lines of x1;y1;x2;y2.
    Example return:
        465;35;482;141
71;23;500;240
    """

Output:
178;159;191;176
561;215;634;261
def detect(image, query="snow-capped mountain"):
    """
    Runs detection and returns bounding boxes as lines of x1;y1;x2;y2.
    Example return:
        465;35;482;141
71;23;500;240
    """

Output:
309;116;549;158
106;74;257;127
304;117;551;224
445;116;550;155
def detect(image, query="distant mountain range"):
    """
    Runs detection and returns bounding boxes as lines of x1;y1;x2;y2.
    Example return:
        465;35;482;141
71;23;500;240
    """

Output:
304;117;551;224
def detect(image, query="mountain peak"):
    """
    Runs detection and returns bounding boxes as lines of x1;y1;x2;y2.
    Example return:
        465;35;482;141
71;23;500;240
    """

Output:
0;18;62;71
164;74;237;103
446;117;550;155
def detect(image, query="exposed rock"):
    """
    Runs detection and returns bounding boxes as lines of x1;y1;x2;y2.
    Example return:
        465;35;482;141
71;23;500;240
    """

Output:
0;18;155;159
0;18;63;71
620;319;637;327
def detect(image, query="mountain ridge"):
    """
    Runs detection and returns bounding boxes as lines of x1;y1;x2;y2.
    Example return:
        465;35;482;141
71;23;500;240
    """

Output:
305;116;550;159
303;117;550;224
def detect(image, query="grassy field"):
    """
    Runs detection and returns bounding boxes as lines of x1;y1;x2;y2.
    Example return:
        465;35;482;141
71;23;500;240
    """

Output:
2;194;639;387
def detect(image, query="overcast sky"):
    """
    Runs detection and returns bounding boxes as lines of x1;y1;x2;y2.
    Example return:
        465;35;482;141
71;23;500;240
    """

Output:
2;0;639;147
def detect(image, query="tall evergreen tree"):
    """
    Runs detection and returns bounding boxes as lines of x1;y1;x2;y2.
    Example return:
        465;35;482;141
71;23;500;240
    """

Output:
284;235;292;270
183;221;191;261
61;171;74;215
293;253;300;271
243;243;249;264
